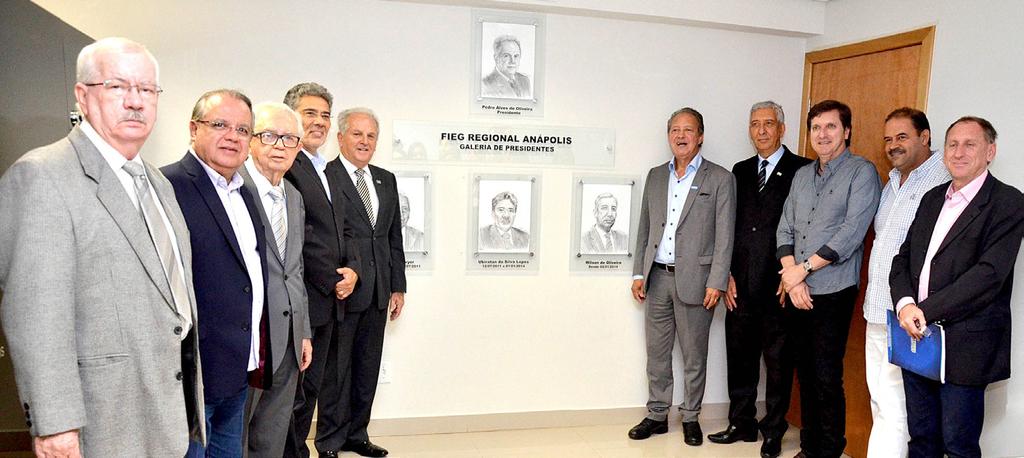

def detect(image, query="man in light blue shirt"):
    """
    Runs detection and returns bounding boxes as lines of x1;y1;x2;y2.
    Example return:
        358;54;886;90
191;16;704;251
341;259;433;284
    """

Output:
863;108;949;457
629;108;736;447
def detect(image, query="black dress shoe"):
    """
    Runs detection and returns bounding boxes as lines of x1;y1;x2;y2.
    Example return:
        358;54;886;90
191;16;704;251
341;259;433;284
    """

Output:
760;436;782;458
627;418;668;440
340;440;389;457
682;421;703;446
792;452;807;458
707;424;758;444
318;451;338;458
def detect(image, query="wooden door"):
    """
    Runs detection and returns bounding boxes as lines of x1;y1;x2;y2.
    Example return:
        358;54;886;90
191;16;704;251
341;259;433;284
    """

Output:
786;27;935;458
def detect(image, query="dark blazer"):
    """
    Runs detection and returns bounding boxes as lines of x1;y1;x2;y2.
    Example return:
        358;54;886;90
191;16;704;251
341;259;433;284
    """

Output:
326;159;407;311
284;152;357;327
890;173;1024;385
731;147;812;299
162;152;272;397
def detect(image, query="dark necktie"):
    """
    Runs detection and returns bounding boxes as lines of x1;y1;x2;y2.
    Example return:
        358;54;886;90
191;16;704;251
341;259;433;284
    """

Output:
758;159;769;192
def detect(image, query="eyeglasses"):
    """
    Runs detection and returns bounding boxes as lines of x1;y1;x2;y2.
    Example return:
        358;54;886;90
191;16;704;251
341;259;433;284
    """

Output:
253;131;302;148
83;78;163;100
194;119;253;138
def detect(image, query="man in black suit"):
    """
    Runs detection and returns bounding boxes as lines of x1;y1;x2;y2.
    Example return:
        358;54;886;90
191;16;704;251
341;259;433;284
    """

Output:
282;83;359;458
890;116;1024;457
319;107;407;458
709;101;810;458
162;89;272;457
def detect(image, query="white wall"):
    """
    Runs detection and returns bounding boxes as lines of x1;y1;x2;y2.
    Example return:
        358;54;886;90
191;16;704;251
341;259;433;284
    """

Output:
808;1;1024;456
33;0;808;419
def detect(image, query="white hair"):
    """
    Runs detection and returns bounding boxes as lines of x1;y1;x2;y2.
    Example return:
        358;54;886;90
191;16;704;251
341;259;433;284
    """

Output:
337;107;379;135
76;37;159;83
253;101;302;134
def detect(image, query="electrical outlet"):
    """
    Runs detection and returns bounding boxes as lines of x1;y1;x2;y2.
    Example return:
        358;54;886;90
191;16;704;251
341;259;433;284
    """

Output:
379;361;392;384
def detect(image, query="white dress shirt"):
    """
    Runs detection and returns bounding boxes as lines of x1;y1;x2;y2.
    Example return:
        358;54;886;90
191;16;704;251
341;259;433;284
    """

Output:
759;145;785;187
336;154;379;222
654;154;703;265
244;158;287;236
191;150;265;371
302;149;332;202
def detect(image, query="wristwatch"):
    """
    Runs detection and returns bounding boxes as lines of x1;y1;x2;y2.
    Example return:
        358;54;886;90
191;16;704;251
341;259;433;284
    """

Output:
802;260;814;273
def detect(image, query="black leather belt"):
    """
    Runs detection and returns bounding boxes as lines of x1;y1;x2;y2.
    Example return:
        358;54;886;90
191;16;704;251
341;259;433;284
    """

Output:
653;262;675;273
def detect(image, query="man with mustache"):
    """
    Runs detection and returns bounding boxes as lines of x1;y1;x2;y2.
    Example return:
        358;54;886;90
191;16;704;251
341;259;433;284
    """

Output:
777;99;880;458
479;191;530;251
629;107;736;447
163;89;271;458
890;116;1024;457
399;193;425;252
282;83;359;458
0;37;203;457
862;107;948;457
481;34;532;99
710;101;810;458
581;192;628;254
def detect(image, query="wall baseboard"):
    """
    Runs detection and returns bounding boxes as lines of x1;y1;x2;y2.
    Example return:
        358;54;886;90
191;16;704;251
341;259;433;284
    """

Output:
308;402;750;438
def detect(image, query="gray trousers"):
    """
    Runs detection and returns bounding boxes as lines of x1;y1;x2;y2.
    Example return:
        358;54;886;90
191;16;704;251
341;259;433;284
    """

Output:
644;267;715;423
244;336;300;458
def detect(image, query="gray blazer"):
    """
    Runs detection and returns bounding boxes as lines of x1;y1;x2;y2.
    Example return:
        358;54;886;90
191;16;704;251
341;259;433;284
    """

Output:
240;167;312;370
633;158;737;304
0;127;205;455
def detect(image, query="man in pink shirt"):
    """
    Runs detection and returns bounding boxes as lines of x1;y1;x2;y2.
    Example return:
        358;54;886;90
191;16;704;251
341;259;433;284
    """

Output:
890;116;1024;457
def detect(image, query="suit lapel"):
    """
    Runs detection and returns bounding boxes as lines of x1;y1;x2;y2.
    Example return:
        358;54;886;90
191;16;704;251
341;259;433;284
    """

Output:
182;153;246;265
284;183;304;270
678;160;708;225
72;129;176;311
935;175;993;256
328;159;374;228
294;152;330;201
651;162;670;231
239;167;284;265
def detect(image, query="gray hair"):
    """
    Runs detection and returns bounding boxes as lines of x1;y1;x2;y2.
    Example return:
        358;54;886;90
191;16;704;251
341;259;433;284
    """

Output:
491;191;518;211
666;107;704;134
252;102;302;134
337;107;379;135
77;37;160;83
283;82;333;111
190;89;253;123
593;192;617;209
750;100;785;124
492;34;522;55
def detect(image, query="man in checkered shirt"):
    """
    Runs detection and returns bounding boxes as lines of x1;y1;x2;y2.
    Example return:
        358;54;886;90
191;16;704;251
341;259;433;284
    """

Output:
863;107;949;457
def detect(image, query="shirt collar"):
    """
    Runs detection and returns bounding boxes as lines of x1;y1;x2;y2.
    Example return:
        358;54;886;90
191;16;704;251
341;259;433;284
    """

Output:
946;170;988;202
336;153;368;176
761;145;785;167
302;149;327;169
190;149;243;191
817;148;850;173
244;158;278;199
669;153;703;177
80;120;147;173
887;149;943;184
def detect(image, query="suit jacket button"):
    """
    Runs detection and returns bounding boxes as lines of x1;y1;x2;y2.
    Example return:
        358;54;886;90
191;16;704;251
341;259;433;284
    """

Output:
174;326;183;335
175;371;183;381
370;261;376;266
283;310;290;317
752;227;757;232
26;420;31;427
284;274;289;280
23;403;28;410
242;325;250;332
244;286;252;293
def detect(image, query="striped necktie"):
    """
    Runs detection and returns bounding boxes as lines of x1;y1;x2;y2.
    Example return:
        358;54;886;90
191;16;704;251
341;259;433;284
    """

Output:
758;159;769;192
354;168;376;228
268;186;286;259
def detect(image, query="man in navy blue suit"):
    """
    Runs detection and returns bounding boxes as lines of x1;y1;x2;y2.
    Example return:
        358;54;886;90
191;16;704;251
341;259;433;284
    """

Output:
163;89;271;458
890;116;1024;457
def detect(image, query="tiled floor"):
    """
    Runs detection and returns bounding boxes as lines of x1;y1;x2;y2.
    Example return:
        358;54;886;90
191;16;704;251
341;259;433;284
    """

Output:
310;418;803;457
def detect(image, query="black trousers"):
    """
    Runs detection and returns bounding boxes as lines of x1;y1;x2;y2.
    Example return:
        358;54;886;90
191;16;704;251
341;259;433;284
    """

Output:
725;290;793;440
785;285;857;458
289;317;344;458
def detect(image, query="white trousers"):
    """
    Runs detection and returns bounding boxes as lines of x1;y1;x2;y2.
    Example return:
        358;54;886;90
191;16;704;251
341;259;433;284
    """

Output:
865;322;909;458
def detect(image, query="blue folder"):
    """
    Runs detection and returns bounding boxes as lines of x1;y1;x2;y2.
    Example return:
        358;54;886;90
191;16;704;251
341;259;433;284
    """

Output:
887;309;945;383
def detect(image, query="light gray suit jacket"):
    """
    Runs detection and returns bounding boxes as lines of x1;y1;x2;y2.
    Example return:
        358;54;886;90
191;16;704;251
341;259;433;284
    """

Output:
240;168;312;372
0;127;205;455
633;158;736;304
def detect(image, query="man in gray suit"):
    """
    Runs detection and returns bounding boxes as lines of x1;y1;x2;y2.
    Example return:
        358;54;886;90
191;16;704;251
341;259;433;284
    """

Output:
481;34;532;99
240;102;313;457
629;107;736;447
581;192;628;254
0;37;204;457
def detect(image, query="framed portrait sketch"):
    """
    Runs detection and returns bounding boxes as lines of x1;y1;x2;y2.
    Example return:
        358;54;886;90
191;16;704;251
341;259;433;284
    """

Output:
395;173;430;254
477;178;533;253
471;10;545;117
570;175;640;273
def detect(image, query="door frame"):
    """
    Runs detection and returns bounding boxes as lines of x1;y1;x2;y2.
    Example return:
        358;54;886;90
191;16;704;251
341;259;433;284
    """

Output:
798;26;936;155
